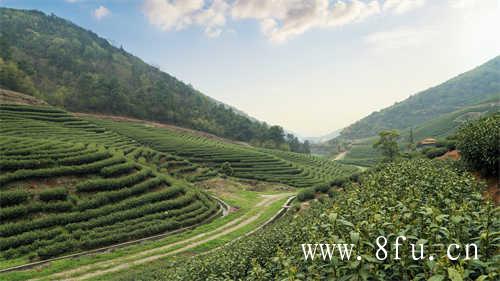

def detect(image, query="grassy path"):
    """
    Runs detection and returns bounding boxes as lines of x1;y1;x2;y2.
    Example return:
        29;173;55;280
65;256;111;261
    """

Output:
333;151;347;160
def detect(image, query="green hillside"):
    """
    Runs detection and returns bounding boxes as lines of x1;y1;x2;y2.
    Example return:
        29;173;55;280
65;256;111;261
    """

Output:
338;56;500;140
0;8;306;151
410;99;500;140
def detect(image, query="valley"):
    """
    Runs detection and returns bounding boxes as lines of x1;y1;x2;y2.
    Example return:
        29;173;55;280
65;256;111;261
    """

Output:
0;5;499;281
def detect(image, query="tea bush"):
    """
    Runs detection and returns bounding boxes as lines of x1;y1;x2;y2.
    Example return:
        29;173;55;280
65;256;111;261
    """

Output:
39;188;68;202
297;188;315;202
456;114;499;176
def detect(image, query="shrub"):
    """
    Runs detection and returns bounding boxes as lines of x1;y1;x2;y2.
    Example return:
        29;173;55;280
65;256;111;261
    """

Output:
76;168;151;192
39;188;68;202
456;114;499;176
424;147;448;159
43;201;73;212
297;188;315;202
348;173;361;183
36;238;75;259
313;183;330;193
0;189;30;206
330;177;347;187
100;161;136;177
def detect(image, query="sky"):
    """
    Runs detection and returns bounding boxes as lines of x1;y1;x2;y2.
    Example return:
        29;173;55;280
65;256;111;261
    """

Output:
1;0;499;137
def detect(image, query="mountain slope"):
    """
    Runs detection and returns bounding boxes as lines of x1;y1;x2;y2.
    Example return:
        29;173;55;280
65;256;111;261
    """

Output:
338;56;500;140
411;99;500;140
0;8;302;150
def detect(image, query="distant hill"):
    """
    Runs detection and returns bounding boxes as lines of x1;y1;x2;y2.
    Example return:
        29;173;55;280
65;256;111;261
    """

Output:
0;8;306;151
337;56;500;140
303;129;341;144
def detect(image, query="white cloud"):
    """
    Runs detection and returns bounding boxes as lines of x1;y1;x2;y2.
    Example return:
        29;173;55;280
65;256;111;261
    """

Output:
93;6;111;20
142;0;228;37
196;0;230;37
231;0;383;43
142;0;428;42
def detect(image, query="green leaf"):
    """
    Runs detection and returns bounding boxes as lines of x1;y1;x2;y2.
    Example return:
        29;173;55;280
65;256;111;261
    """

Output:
338;219;354;228
448;268;463;281
350;231;360;244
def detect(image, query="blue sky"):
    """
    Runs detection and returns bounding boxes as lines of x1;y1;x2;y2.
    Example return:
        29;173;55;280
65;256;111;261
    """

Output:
1;0;499;136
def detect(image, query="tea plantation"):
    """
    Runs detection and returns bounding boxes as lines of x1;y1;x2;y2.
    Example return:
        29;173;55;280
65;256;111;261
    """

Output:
89;118;358;187
0;103;358;263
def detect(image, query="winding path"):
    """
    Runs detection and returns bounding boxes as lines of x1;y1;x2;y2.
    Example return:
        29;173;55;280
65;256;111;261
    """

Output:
333;151;348;160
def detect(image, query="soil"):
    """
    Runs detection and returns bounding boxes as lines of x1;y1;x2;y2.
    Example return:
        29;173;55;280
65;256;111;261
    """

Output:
437;150;460;160
0;89;48;105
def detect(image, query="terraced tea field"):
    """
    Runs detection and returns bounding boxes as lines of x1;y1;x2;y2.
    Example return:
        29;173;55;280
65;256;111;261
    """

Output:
0;136;219;260
0;105;213;180
89;118;358;187
0;105;221;264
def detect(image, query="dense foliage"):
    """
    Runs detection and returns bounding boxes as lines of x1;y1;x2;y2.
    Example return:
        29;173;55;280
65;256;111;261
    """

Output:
113;159;499;281
296;188;315;202
456;114;500;176
338;56;500;140
0;8;308;152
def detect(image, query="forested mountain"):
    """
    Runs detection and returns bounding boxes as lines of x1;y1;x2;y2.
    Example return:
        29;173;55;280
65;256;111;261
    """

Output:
337;56;500;140
0;8;309;153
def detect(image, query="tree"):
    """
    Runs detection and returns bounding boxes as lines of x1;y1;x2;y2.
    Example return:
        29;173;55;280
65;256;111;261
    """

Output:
407;128;415;151
268;126;285;144
302;140;311;154
373;130;400;161
286;133;300;151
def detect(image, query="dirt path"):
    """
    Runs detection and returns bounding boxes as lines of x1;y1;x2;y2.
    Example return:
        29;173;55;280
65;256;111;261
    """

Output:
333;151;347;160
38;194;291;281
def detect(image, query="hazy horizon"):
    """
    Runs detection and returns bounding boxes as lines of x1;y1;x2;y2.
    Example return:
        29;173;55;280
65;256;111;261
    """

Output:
2;0;499;136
